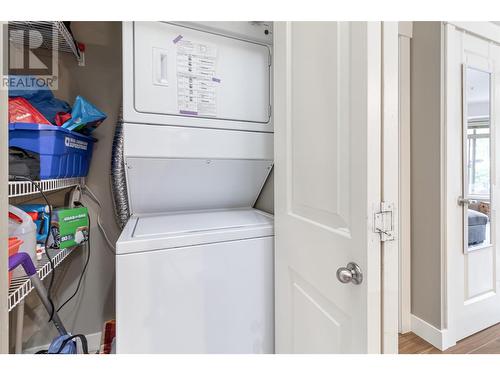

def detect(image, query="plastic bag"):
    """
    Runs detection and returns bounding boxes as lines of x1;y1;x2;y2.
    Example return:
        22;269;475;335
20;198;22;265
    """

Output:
9;76;72;124
9;97;51;124
62;96;107;133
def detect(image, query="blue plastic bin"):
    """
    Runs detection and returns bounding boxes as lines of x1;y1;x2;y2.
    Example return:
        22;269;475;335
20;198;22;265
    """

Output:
9;123;96;179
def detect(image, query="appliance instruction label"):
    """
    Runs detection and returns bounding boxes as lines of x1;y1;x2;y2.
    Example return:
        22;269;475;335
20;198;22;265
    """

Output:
176;39;218;117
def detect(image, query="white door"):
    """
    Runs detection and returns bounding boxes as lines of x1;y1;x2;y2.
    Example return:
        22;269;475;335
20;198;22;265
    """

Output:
446;24;500;344
274;22;383;353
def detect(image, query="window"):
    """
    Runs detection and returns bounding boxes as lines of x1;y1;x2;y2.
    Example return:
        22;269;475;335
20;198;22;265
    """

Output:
467;121;490;197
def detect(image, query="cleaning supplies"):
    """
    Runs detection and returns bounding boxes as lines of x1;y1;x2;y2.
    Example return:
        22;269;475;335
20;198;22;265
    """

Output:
8;237;23;284
49;207;89;249
8;205;37;278
18;204;50;243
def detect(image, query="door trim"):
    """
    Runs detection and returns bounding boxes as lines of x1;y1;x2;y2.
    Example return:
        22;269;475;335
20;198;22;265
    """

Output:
448;22;500;46
381;21;400;353
398;28;412;335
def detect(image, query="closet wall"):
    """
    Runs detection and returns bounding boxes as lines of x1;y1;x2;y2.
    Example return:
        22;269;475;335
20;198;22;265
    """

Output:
9;22;122;351
410;21;444;330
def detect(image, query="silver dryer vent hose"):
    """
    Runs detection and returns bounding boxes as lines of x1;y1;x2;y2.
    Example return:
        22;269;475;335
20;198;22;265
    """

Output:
110;107;130;229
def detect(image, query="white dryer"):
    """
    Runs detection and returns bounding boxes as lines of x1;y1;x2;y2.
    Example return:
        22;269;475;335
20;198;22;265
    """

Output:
117;21;274;353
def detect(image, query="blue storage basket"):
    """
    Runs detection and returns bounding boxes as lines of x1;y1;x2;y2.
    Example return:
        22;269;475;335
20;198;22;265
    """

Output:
9;123;96;179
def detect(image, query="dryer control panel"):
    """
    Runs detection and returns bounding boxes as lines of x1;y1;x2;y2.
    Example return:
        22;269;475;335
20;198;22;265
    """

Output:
123;22;273;132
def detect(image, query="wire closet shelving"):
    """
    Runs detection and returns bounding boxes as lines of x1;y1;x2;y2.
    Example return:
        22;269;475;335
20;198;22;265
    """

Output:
8;21;84;64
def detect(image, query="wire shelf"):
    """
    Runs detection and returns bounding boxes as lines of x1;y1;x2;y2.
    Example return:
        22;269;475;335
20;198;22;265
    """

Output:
8;21;83;64
8;246;77;312
8;177;84;198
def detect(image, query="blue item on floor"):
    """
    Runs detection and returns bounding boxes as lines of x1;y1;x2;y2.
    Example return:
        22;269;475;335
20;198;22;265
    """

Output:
62;95;107;133
47;335;77;354
8;123;96;179
9;76;72;124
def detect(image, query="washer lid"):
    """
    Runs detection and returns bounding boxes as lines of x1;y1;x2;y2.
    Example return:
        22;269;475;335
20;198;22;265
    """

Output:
116;208;274;255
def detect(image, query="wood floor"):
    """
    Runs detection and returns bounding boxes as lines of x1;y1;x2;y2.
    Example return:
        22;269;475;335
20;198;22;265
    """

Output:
399;323;500;354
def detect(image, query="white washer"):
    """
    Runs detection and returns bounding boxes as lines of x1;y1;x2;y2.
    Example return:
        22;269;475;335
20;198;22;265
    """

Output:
116;208;274;353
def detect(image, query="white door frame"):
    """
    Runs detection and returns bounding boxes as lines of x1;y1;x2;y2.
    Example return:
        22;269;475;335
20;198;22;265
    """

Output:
382;21;401;353
397;22;413;335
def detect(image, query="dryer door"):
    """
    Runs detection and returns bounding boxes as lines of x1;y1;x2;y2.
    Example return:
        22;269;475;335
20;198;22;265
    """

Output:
123;123;273;215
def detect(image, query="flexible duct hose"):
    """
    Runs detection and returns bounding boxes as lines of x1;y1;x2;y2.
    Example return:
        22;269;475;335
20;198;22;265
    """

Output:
110;107;130;229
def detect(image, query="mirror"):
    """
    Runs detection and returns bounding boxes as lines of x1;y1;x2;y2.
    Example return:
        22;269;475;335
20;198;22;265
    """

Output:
464;66;492;253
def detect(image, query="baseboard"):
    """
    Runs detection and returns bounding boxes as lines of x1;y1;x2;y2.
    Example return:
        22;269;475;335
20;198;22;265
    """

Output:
410;315;455;351
23;331;102;354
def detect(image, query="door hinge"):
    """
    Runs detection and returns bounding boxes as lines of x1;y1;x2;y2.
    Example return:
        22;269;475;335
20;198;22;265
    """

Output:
374;202;395;242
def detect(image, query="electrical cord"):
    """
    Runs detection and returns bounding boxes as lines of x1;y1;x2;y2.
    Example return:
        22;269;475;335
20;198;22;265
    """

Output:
56;202;91;313
55;186;114;313
81;185;116;253
9;175;56;321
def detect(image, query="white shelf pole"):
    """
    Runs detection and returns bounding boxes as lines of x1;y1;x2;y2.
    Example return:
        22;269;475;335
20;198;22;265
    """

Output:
15;300;24;354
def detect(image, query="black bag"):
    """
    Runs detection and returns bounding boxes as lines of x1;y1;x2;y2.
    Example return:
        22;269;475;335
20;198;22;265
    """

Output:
9;147;40;180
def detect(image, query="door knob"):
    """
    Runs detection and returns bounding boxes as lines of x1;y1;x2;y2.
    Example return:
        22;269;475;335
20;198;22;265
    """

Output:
458;197;477;206
336;262;363;285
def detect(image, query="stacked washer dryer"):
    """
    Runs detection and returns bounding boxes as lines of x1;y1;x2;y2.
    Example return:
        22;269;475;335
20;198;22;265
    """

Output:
116;22;274;353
